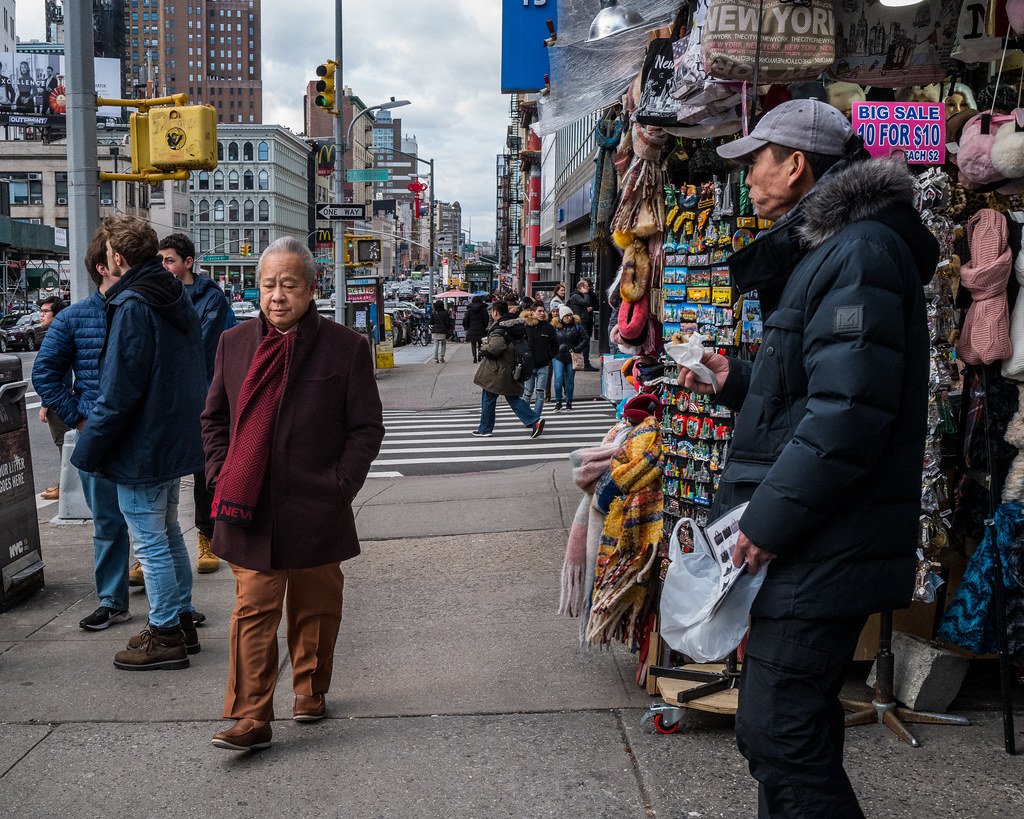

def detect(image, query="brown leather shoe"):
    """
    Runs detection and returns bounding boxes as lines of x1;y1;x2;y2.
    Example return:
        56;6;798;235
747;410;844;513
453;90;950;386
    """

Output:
293;693;326;723
211;719;272;751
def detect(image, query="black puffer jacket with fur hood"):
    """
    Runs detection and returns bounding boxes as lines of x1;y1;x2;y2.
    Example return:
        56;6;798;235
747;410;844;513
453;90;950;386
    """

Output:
712;157;938;619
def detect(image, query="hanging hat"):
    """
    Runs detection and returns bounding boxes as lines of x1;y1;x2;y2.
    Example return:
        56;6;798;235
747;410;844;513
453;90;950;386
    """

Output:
622;393;664;424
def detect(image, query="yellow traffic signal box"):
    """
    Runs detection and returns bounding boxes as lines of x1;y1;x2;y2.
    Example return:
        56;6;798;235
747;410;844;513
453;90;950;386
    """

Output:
315;61;337;112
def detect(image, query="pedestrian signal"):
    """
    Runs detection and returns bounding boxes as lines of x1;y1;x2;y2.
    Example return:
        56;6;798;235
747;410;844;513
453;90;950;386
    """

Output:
147;105;218;171
314;61;337;113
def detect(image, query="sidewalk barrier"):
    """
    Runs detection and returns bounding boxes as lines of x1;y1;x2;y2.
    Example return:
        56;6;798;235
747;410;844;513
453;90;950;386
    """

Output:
0;353;45;611
57;430;92;521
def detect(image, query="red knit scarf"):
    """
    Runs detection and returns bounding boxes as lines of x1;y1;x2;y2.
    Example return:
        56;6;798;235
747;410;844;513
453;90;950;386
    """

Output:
212;328;295;526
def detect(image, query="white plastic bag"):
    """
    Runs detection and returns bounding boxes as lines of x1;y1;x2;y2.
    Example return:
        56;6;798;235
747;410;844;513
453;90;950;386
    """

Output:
659;517;767;662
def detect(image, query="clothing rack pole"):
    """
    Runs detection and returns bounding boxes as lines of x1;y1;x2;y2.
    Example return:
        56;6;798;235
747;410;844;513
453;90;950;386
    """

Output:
979;366;1018;755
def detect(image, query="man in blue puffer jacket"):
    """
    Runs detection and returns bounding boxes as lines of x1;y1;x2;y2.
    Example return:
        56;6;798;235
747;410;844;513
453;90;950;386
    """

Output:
72;216;208;671
34;228;138;633
157;232;234;576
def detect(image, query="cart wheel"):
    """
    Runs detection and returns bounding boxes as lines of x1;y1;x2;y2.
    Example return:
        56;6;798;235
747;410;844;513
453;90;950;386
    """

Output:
653;713;681;735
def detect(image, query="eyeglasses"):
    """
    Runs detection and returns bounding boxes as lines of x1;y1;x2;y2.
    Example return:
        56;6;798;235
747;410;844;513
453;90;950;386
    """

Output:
39;309;53;315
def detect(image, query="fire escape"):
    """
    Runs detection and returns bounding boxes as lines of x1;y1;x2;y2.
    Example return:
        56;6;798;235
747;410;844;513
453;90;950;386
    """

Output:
497;94;523;292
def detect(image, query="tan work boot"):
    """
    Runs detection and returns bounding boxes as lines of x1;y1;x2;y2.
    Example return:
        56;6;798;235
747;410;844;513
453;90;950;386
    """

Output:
196;532;220;573
128;560;144;587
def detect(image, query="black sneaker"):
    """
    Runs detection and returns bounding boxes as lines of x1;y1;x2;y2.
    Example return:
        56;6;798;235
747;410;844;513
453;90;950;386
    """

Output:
566;402;573;411
555;402;563;412
189;610;207;626
80;606;132;631
471;430;492;437
531;419;545;439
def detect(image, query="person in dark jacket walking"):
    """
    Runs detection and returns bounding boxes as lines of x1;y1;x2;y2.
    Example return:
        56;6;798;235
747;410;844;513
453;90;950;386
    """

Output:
202;237;384;751
33;229;136;632
429;299;453;363
158;232;234;575
462;296;489;363
472;301;545;438
35;294;69;500
567;279;597;370
677;100;937;819
72;215;208;672
520;301;558;416
551;305;587;412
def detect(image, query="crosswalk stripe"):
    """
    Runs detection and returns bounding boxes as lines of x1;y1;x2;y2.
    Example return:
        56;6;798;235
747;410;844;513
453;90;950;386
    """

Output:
375;452;595;466
383;430;609;441
382;415;612;430
378;440;607;455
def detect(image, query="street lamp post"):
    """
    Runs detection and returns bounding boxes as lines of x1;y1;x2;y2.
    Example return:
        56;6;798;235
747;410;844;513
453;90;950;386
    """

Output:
389;148;435;303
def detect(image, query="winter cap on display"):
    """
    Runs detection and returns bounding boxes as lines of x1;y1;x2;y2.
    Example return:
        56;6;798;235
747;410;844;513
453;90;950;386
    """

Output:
717;99;854;164
558;305;575;321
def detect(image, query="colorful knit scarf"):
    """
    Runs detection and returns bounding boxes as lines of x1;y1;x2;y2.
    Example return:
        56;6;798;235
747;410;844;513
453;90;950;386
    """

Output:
212;327;295;526
589;112;623;243
585;416;664;648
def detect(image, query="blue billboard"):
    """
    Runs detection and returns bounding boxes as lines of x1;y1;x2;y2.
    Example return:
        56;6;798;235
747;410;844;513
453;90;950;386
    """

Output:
501;0;556;94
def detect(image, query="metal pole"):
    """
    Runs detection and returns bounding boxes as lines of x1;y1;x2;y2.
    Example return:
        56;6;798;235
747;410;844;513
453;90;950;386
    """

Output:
333;0;347;326
429;158;435;302
66;1;99;304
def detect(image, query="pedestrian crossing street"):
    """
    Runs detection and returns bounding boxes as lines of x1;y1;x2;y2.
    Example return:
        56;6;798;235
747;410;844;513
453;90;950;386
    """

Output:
370;401;621;478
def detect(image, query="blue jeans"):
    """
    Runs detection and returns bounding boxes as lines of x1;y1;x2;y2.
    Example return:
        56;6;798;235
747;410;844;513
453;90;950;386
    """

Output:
79;470;131;612
478;389;541;434
552;358;575;404
520;365;549;417
117;480;194;629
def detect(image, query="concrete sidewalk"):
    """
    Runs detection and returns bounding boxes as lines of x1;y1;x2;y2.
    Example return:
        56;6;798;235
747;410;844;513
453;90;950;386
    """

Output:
1;461;1022;817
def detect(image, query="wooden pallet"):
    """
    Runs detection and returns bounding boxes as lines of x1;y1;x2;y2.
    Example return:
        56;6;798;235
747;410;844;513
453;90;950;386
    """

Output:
656;664;740;715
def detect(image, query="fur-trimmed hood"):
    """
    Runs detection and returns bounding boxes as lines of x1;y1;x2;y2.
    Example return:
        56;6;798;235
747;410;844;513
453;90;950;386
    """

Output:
728;157;938;310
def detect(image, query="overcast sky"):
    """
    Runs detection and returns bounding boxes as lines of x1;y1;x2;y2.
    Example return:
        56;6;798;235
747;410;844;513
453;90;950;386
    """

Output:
17;1;507;242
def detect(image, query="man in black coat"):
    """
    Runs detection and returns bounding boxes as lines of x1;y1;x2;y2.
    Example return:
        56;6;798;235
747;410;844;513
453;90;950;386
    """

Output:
677;100;937;819
567;279;597;370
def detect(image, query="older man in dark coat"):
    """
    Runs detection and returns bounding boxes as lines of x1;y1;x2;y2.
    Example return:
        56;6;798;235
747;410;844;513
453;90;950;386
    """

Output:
202;237;384;751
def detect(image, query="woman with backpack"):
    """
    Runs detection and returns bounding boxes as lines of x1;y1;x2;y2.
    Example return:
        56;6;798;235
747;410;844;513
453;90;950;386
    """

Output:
430;300;453;363
552;305;587;412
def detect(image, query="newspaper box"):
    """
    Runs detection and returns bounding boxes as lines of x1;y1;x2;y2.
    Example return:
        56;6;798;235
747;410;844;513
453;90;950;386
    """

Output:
0;354;45;610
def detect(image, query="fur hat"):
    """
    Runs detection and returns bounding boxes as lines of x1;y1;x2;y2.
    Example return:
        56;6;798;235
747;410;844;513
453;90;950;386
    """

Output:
557;305;575;321
991;111;1024;180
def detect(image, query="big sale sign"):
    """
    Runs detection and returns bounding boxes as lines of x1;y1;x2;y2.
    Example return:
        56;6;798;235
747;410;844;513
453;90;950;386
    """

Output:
851;102;946;165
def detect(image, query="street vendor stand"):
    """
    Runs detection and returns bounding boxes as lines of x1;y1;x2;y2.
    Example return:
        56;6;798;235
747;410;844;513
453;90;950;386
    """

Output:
545;0;1023;757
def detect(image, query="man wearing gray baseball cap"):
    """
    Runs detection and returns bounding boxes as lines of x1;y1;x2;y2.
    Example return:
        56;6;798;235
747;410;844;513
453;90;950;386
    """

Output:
677;98;939;818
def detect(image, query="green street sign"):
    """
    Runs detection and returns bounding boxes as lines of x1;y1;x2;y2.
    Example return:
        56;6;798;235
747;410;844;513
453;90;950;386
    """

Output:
315;256;334;264
40;269;60;291
202;254;229;262
346;168;389;182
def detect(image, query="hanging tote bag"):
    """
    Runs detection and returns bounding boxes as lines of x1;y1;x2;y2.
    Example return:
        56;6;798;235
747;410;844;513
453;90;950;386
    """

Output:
952;0;1009;65
702;0;836;84
571;351;586;371
636;10;688;127
831;0;958;88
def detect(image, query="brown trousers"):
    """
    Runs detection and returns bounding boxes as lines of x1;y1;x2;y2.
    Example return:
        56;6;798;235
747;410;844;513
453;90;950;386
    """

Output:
224;562;344;721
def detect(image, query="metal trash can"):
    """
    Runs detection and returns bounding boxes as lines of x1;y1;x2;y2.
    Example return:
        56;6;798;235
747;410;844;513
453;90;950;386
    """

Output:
0;353;45;611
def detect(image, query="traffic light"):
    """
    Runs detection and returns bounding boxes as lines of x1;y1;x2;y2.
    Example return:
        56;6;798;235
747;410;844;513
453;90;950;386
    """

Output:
314;61;337;113
240;242;252;257
344;234;356;266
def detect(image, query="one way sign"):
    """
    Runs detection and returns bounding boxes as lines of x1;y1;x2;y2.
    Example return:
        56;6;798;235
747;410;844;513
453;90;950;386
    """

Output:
315;203;366;221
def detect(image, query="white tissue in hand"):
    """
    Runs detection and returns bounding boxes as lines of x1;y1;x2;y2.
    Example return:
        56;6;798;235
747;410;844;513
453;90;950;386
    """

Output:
665;332;718;392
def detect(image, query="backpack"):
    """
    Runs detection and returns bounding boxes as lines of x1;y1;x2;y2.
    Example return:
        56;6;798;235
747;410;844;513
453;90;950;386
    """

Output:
510;332;534;382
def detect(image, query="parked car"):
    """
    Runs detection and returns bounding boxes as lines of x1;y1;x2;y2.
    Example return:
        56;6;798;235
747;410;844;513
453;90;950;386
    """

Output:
1;311;45;351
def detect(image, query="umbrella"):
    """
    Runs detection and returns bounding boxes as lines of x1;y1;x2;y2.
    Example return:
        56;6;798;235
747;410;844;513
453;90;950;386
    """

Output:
435;289;473;299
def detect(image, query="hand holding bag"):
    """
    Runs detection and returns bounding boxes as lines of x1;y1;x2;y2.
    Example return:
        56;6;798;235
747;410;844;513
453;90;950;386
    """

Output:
571;351;586;371
659;517;767;663
702;0;836;84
